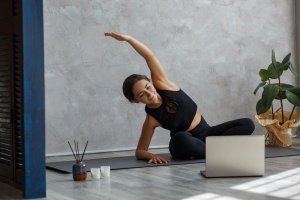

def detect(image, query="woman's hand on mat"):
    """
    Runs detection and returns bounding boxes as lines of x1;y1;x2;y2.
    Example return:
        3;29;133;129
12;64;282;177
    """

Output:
104;32;130;41
148;155;170;164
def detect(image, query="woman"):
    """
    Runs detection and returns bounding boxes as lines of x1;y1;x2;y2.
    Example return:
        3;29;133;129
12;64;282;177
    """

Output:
104;32;255;164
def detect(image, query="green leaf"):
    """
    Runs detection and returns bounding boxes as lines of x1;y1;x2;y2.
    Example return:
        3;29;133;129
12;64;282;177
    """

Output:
271;83;295;100
281;53;291;65
275;91;286;100
289;63;300;79
259;69;270;81
253;81;267;95
267;63;282;79
278;83;295;90
286;87;300;106
278;61;290;71
272;49;277;68
261;84;280;111
256;99;269;115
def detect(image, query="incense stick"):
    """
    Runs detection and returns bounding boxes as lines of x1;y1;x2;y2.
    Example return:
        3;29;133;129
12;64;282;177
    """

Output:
74;140;79;162
76;142;80;162
80;141;88;162
68;140;89;163
68;141;77;161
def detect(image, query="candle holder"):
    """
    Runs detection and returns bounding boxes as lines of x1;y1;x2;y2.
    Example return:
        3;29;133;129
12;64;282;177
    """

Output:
100;166;111;178
90;168;101;180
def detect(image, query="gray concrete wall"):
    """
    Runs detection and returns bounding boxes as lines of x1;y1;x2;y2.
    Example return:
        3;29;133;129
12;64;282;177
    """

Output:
44;0;297;156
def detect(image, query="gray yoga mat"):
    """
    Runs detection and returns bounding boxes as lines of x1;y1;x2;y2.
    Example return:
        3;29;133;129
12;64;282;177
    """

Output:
46;146;300;173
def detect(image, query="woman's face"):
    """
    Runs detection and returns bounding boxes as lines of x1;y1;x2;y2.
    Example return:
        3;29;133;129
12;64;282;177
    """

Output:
132;79;158;104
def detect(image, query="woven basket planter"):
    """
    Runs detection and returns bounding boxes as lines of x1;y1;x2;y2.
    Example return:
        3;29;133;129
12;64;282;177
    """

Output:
255;110;300;147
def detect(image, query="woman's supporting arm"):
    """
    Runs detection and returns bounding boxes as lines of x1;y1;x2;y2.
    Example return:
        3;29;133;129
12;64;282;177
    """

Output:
135;115;170;164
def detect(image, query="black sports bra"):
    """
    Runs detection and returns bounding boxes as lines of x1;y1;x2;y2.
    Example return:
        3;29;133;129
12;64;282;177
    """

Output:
145;89;197;133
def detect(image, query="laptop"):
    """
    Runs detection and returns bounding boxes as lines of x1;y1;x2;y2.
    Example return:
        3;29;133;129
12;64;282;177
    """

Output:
200;135;265;178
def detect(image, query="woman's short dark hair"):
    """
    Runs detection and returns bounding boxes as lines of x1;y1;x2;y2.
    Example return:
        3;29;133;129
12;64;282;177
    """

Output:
122;74;150;102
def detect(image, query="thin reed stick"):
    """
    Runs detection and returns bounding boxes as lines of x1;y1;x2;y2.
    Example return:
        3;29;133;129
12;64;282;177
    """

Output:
74;140;79;162
68;141;77;161
69;140;89;163
80;141;88;162
77;142;80;162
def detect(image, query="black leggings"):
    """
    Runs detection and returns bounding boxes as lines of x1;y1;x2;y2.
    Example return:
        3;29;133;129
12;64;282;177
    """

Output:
168;117;255;159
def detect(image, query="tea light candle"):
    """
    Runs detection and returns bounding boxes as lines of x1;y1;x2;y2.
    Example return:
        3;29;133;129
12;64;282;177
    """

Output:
100;166;110;177
91;168;101;179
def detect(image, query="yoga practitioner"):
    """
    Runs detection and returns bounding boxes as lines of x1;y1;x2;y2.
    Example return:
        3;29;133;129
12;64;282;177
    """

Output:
104;32;255;164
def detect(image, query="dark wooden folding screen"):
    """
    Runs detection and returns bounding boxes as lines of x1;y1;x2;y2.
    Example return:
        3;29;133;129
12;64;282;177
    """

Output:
0;0;45;198
0;0;23;188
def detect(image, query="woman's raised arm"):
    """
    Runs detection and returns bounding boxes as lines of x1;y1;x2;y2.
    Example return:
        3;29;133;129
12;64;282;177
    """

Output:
104;32;177;90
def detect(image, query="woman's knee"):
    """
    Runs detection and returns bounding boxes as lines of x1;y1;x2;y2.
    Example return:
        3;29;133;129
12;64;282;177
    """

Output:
169;131;192;146
171;131;191;139
242;118;255;135
169;131;205;159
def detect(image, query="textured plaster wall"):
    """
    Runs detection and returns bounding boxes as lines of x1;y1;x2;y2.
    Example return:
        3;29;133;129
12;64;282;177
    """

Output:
44;0;297;155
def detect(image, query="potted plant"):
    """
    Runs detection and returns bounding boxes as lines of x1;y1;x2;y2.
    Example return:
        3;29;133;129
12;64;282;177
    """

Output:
253;50;300;147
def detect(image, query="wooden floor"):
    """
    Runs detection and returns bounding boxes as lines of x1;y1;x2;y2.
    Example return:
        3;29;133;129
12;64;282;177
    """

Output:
1;138;300;200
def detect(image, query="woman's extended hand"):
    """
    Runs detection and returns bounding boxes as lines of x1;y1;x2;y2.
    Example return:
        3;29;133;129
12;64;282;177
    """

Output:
148;155;171;164
104;32;130;41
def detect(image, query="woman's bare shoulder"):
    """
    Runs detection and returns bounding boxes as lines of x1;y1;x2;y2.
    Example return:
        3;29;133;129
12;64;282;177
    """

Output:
153;79;180;91
144;114;161;128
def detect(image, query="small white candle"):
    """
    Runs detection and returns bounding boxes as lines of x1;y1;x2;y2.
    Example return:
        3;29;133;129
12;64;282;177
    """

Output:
100;166;110;177
91;168;101;179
